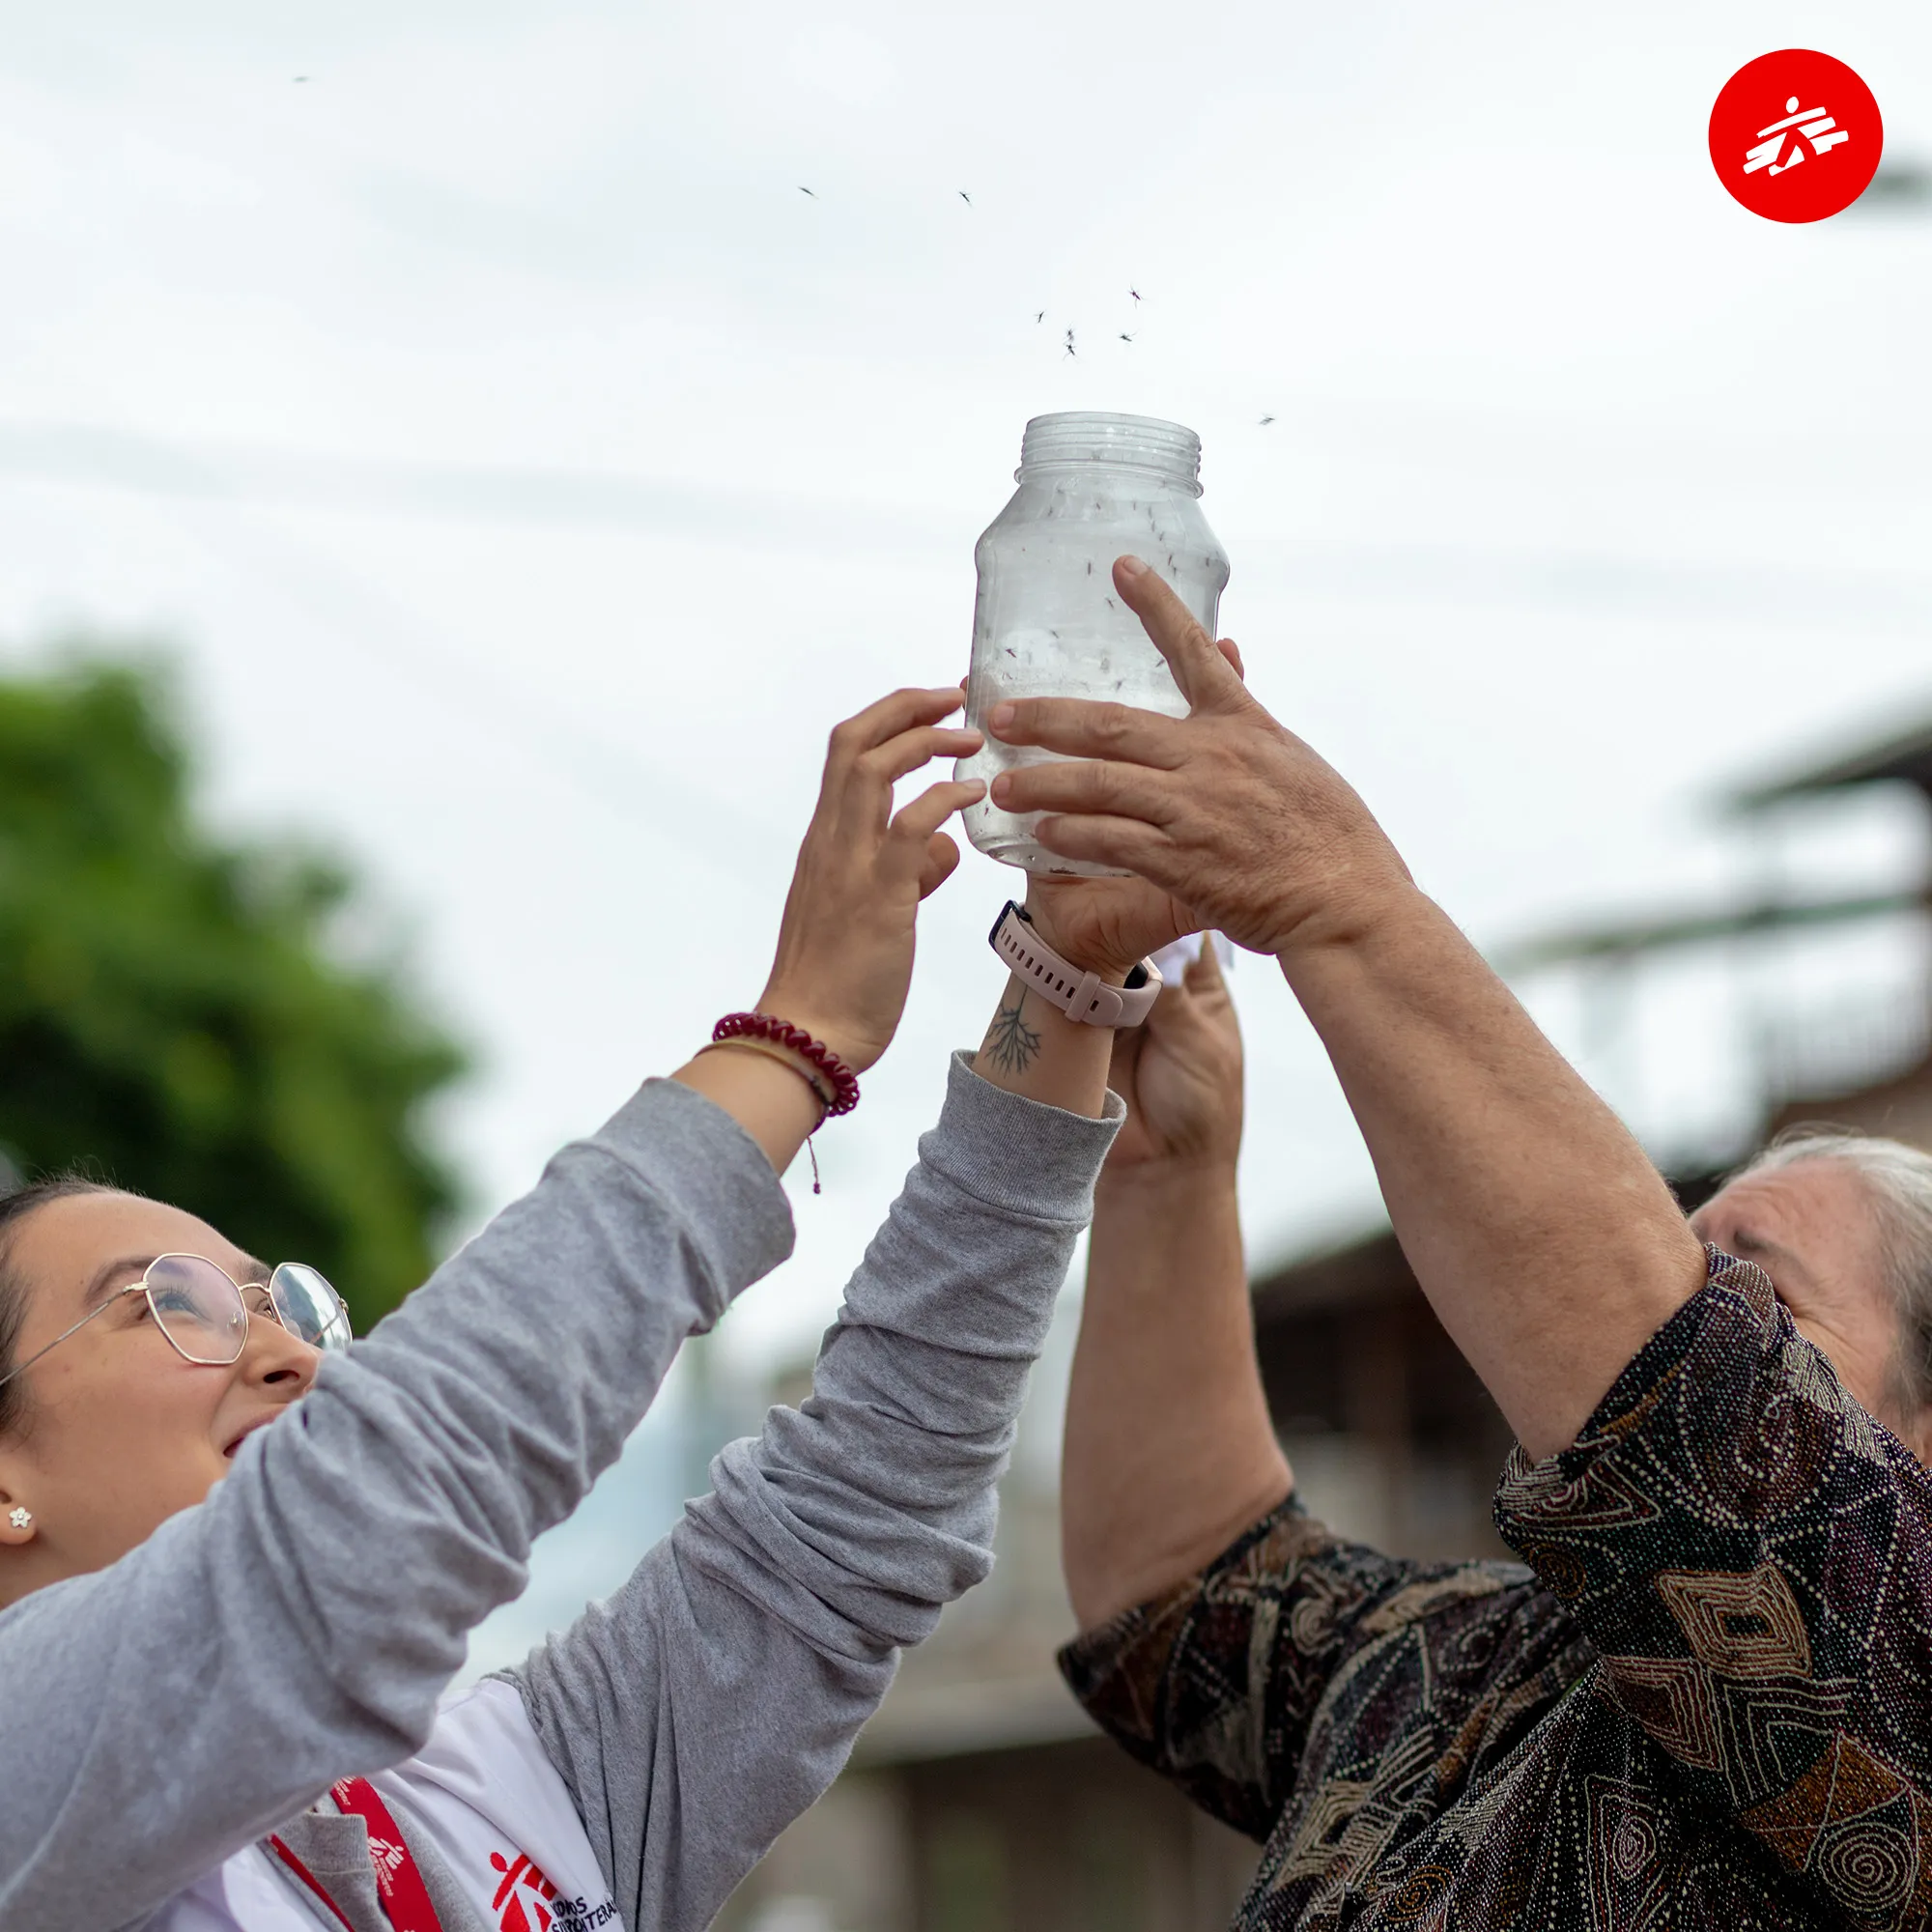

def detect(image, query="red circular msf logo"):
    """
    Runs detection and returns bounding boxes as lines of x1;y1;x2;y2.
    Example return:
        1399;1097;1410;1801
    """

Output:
1709;50;1883;222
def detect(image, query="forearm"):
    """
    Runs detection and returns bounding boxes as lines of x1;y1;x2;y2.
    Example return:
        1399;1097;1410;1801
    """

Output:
672;1047;824;1179
970;975;1115;1120
1064;1159;1291;1630
1282;889;1706;1459
689;1049;1122;1640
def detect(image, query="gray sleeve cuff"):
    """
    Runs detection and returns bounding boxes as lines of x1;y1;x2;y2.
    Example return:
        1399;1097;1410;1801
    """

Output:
930;1048;1126;1220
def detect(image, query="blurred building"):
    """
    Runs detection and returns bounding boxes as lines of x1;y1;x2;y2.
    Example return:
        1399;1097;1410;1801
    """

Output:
721;705;1932;1932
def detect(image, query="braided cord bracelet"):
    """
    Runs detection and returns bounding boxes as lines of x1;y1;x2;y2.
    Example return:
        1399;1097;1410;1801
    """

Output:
699;1037;835;1112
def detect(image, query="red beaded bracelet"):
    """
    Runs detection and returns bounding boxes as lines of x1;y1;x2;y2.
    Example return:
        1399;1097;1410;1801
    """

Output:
712;1013;861;1117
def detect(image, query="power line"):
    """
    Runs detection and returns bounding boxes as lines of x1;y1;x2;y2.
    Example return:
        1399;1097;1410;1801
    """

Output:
0;418;952;554
4;418;1927;644
0;427;786;852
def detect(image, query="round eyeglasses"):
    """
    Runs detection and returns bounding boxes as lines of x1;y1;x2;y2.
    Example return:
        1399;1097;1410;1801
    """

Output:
0;1253;352;1392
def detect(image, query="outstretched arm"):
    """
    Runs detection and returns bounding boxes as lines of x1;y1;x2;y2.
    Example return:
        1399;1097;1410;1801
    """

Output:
510;870;1226;1932
1276;898;1701;1460
0;686;983;1930
513;1046;1122;1932
1062;943;1290;1629
990;559;1706;1462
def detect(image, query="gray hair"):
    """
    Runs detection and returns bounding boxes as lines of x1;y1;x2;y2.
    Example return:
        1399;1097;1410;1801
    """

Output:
1732;1126;1932;1419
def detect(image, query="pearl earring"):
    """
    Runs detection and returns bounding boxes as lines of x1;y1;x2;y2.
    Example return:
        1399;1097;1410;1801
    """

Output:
7;1507;30;1530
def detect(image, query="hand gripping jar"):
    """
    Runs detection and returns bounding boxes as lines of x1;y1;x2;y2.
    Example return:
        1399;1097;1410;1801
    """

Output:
955;412;1230;876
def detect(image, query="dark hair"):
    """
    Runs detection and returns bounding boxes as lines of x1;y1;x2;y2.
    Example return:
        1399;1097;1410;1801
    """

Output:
0;1177;117;1437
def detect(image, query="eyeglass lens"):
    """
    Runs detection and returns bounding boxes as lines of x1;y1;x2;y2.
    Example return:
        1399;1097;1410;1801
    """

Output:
269;1263;352;1352
145;1255;250;1365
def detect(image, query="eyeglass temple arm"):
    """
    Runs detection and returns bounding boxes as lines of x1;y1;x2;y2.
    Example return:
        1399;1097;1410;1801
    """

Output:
0;1286;145;1392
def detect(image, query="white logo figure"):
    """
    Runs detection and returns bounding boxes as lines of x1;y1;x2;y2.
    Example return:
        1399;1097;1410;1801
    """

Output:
366;1835;408;1893
1744;95;1852;176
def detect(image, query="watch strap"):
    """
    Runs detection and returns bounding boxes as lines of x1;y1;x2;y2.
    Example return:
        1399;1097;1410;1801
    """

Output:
987;901;1163;1027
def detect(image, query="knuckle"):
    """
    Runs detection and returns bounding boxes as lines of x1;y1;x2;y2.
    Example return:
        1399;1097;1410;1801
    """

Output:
865;737;919;779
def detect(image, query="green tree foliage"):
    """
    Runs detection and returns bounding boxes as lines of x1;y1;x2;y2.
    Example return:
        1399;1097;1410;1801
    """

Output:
0;653;468;1333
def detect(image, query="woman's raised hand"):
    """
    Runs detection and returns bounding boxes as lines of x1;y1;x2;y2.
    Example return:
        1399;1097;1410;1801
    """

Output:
1105;941;1244;1173
756;687;984;1073
985;558;1414;962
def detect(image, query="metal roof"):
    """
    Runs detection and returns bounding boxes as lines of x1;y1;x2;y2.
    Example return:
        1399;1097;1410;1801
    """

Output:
1492;703;1932;974
1732;712;1932;810
1492;889;1928;974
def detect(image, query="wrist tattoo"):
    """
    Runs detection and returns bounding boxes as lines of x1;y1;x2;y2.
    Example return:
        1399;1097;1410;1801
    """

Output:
984;988;1042;1076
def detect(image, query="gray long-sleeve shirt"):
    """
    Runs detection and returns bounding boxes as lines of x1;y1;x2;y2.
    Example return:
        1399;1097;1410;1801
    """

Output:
0;1052;1121;1932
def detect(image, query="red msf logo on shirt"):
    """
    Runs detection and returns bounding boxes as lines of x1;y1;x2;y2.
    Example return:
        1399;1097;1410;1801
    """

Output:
490;1850;558;1932
489;1851;625;1931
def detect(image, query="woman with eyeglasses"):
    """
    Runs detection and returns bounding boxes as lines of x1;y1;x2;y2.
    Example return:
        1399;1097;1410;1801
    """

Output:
0;681;1196;1932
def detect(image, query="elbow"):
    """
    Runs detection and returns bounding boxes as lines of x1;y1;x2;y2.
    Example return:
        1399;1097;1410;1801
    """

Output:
1063;1469;1293;1634
1065;1570;1122;1636
1062;1519;1164;1634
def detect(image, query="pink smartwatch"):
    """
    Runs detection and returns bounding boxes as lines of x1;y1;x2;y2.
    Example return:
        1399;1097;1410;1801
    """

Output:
987;901;1163;1028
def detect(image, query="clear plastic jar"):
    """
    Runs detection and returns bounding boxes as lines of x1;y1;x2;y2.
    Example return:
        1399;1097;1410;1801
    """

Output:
955;412;1230;876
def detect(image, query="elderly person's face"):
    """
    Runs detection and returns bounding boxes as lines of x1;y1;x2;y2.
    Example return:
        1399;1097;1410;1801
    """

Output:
1690;1158;1929;1461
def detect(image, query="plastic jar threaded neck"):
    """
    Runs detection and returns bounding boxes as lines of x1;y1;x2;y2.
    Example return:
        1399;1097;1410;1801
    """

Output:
1016;412;1203;495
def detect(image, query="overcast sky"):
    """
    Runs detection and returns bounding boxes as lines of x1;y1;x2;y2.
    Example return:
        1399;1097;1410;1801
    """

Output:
2;0;1929;1401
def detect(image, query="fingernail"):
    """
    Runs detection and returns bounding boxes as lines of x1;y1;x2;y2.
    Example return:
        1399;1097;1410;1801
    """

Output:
1117;554;1149;580
989;702;1015;733
991;774;1011;803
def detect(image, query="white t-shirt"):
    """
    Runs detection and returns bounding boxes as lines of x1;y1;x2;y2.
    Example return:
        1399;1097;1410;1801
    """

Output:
144;1681;621;1932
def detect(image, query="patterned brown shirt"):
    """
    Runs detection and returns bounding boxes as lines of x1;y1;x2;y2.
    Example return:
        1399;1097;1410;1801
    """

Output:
1060;1250;1932;1929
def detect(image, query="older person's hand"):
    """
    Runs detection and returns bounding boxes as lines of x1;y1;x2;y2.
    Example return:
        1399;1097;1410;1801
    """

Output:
1104;939;1243;1172
984;557;1414;962
993;553;1707;1468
